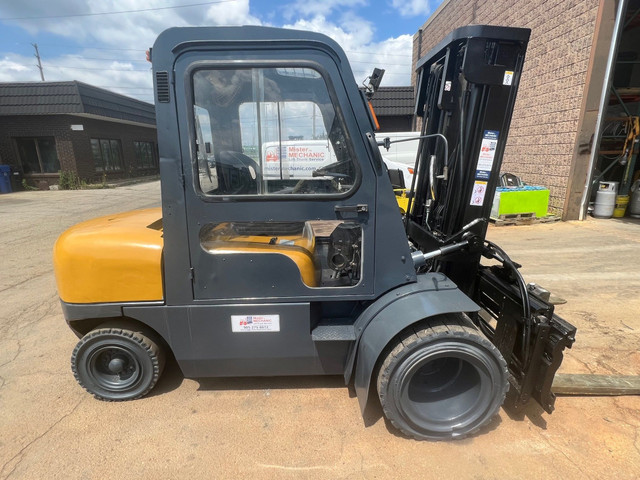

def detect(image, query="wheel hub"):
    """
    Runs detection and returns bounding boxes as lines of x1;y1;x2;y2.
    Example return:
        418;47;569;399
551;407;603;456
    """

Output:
108;356;126;374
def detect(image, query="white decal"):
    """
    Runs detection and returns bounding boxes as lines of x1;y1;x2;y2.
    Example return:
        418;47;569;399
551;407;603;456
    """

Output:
231;314;280;333
475;130;499;180
503;71;514;86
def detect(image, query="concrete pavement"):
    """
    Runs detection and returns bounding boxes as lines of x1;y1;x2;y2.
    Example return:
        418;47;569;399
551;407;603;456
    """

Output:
0;181;639;479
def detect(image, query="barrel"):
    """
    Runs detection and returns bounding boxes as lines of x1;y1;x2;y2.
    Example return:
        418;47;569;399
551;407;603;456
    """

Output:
593;181;618;218
630;180;640;218
613;195;629;218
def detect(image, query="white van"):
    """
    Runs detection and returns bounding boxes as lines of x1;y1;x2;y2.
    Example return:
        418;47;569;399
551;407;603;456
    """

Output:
376;131;421;167
261;140;414;187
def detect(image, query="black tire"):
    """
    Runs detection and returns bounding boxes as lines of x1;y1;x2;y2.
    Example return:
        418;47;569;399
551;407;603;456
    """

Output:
71;326;165;401
377;313;508;440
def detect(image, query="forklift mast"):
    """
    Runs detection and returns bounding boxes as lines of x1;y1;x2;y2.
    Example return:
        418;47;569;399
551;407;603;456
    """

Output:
408;25;530;294
406;26;576;413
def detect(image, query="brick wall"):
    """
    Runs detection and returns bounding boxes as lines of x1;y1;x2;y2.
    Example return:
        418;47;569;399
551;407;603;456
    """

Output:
76;117;159;182
378;115;413;132
0;114;157;189
413;0;600;215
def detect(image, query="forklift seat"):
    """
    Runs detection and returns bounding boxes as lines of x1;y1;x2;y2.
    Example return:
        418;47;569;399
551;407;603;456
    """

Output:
217;151;261;194
200;221;318;287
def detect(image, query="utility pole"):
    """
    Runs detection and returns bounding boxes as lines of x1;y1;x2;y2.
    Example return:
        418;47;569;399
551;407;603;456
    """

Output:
32;43;45;81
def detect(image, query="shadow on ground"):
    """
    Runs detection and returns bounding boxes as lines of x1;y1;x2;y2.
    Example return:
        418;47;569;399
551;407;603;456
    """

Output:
504;400;548;430
149;355;348;397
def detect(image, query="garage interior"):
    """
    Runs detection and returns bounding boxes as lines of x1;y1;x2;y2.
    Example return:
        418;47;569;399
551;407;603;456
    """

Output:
586;0;640;219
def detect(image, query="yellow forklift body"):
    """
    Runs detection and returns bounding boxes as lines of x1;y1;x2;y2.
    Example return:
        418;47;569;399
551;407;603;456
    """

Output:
53;208;164;303
201;222;318;287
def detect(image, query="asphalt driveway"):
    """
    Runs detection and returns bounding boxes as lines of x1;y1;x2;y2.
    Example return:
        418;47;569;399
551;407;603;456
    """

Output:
1;181;639;479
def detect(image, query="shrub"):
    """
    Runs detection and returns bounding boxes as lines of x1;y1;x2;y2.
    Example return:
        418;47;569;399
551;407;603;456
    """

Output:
21;179;38;191
58;170;82;190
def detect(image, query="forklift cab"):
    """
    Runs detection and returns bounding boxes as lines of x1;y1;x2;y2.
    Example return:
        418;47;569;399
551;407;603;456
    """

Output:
155;26;416;304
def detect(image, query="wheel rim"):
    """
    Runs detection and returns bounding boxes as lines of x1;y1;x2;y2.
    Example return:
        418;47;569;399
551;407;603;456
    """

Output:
87;346;143;392
395;348;495;436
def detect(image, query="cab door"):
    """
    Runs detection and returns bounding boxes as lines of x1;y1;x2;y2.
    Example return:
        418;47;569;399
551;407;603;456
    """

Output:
173;49;378;302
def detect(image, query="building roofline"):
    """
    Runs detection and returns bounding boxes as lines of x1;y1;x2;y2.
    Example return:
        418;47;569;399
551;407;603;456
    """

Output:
414;0;453;37
0;80;155;124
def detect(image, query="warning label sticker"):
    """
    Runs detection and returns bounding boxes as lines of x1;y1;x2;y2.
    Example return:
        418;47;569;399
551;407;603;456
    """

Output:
231;315;280;333
475;130;499;180
503;70;514;86
470;181;488;207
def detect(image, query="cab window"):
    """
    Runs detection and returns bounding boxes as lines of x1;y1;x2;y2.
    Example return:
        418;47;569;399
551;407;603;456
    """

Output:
192;67;357;196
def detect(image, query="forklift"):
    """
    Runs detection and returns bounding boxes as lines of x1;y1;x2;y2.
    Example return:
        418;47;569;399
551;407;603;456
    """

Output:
54;25;576;440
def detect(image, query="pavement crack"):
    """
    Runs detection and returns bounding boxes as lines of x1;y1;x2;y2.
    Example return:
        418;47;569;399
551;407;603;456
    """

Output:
0;271;51;294
537;433;593;479
0;398;84;480
0;341;22;369
571;356;596;374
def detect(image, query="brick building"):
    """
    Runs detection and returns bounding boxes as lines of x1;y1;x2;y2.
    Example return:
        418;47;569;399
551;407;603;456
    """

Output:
0;81;158;189
369;86;415;132
413;0;640;219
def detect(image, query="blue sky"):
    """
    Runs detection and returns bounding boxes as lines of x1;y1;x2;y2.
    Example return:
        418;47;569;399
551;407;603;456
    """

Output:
0;0;442;103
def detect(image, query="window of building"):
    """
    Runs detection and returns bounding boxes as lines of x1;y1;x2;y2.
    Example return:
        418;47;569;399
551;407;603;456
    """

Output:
15;137;60;174
192;67;357;197
133;141;156;169
90;139;123;172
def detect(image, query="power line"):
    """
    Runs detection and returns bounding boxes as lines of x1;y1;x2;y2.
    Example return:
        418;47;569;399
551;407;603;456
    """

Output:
346;50;413;57
45;64;150;72
349;59;410;67
64;56;149;63
0;0;236;21
94;86;154;90
26;44;146;52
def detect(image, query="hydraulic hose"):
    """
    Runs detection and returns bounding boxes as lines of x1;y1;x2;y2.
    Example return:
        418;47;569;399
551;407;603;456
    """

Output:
484;239;532;366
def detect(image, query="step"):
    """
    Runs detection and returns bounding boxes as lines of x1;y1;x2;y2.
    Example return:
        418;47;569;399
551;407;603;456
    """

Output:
311;323;356;341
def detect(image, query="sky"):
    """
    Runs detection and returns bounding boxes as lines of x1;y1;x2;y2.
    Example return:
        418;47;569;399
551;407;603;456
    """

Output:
0;0;443;104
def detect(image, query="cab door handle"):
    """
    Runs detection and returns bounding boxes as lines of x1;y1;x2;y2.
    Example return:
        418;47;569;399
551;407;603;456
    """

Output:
334;204;368;213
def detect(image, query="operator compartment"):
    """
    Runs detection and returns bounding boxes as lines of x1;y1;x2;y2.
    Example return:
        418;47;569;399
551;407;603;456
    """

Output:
199;220;362;288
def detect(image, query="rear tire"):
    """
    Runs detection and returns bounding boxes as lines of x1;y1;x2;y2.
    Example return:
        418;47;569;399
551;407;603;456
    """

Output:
377;313;508;440
71;325;165;401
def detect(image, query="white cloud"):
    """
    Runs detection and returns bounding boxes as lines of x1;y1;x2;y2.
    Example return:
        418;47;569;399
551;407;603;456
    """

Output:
391;0;431;17
1;0;260;50
284;15;413;86
0;0;414;101
0;57;36;82
0;52;154;102
283;0;367;20
0;0;262;101
205;0;261;25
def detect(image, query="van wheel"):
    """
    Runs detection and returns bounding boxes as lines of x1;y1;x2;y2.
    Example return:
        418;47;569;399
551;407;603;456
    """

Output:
71;326;165;401
376;314;508;440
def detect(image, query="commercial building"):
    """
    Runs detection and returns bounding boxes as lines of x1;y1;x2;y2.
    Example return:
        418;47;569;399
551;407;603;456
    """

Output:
413;0;640;219
0;81;158;189
369;86;415;132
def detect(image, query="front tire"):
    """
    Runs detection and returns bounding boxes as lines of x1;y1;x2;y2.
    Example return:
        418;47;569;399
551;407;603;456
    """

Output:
377;314;508;440
71;326;165;401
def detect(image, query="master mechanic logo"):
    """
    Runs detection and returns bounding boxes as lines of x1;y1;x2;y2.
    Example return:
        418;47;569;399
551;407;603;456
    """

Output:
239;316;253;326
265;151;278;162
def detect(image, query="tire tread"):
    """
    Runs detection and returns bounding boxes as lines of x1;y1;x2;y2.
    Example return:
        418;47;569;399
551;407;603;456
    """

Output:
71;326;165;401
377;313;508;441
